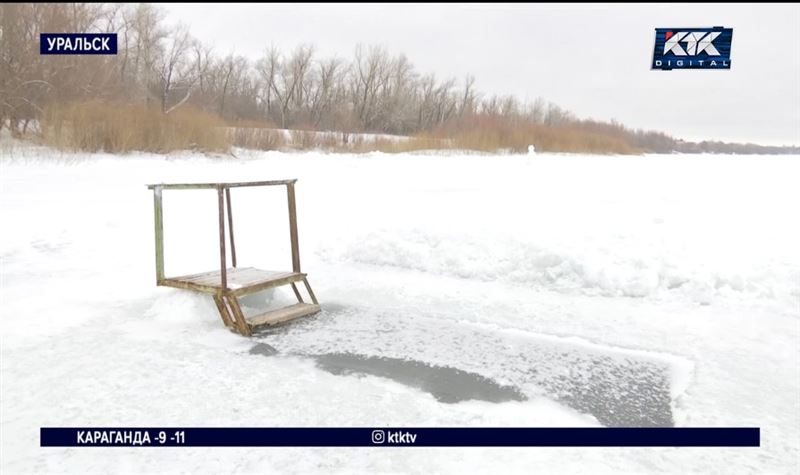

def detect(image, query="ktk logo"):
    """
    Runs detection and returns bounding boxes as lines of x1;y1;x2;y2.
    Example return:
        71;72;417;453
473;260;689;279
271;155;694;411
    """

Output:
652;27;732;70
663;31;721;56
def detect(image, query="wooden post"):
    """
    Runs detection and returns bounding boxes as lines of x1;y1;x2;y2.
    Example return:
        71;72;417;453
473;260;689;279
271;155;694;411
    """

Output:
226;295;252;336
290;283;304;303
217;186;227;290
212;293;234;328
302;277;318;305
225;187;237;268
153;186;165;283
287;182;301;273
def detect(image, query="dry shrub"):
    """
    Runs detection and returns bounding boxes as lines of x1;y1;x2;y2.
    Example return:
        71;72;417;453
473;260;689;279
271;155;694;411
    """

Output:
226;123;449;154
434;115;640;155
229;127;285;150
207;114;639;155
342;135;447;154
41;101;230;153
228;118;277;129
289;128;318;149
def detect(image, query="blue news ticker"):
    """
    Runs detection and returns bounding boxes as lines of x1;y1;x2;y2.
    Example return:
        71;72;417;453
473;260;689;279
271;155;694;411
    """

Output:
40;427;761;447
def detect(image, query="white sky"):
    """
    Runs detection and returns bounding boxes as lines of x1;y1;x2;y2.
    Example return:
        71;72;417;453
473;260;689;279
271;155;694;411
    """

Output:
161;3;800;145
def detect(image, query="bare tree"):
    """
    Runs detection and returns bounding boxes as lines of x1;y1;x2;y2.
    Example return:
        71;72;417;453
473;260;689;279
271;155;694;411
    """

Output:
256;45;280;120
217;53;248;119
192;42;213;97
308;57;342;128
351;44;390;130
530;97;546;124
131;3;166;100
459;74;478;117
155;24;195;113
268;44;313;128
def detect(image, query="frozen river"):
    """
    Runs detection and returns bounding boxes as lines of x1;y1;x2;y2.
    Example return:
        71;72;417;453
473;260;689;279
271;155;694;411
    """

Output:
2;146;798;473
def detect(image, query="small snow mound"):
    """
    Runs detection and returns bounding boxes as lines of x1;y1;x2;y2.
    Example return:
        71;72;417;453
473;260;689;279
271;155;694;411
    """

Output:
143;291;219;327
527;144;536;155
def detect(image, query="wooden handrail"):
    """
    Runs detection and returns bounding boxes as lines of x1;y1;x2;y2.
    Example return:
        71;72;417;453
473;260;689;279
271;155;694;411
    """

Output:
146;180;296;190
217;186;227;290
287;182;301;273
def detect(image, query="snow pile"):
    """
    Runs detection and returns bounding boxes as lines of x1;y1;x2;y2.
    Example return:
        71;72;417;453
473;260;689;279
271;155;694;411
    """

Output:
330;228;797;303
309;152;799;308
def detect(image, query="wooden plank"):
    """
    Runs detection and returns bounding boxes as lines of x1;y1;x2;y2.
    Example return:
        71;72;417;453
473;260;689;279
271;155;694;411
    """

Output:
178;268;295;287
191;268;262;287
169;267;246;283
212;293;234;328
166;267;282;284
302;277;319;305
218;271;297;288
225;295;252;336
181;267;258;284
287;182;301;273
230;273;305;297
153;186;164;283
290;283;304;303
217;187;227;290
158;278;218;294
248;303;321;329
225;187;237;268
146;180;297;190
160;268;305;295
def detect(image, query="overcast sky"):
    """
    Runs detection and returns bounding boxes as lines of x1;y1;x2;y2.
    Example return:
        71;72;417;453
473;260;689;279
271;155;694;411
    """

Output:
161;3;800;145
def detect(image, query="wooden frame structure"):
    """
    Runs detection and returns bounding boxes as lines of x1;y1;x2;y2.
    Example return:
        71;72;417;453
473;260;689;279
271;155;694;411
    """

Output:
147;180;320;336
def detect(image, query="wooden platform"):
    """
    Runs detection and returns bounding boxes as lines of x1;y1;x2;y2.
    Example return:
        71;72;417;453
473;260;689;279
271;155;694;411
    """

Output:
248;303;321;330
160;267;305;296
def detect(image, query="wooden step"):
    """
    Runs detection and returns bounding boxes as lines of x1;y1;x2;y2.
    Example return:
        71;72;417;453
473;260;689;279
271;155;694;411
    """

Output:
247;303;321;329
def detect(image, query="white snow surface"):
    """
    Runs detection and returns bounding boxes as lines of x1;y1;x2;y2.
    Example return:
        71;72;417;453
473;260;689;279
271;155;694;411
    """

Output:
1;146;799;474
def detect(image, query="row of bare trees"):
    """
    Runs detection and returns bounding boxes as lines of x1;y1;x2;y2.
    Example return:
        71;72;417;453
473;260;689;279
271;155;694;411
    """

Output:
5;3;794;154
1;3;582;135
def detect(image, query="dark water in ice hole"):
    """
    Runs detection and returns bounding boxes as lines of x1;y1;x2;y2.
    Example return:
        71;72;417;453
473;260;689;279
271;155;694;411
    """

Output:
249;342;675;427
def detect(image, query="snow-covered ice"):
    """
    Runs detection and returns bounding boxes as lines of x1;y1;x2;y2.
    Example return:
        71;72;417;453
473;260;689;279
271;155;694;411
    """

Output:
1;146;798;473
